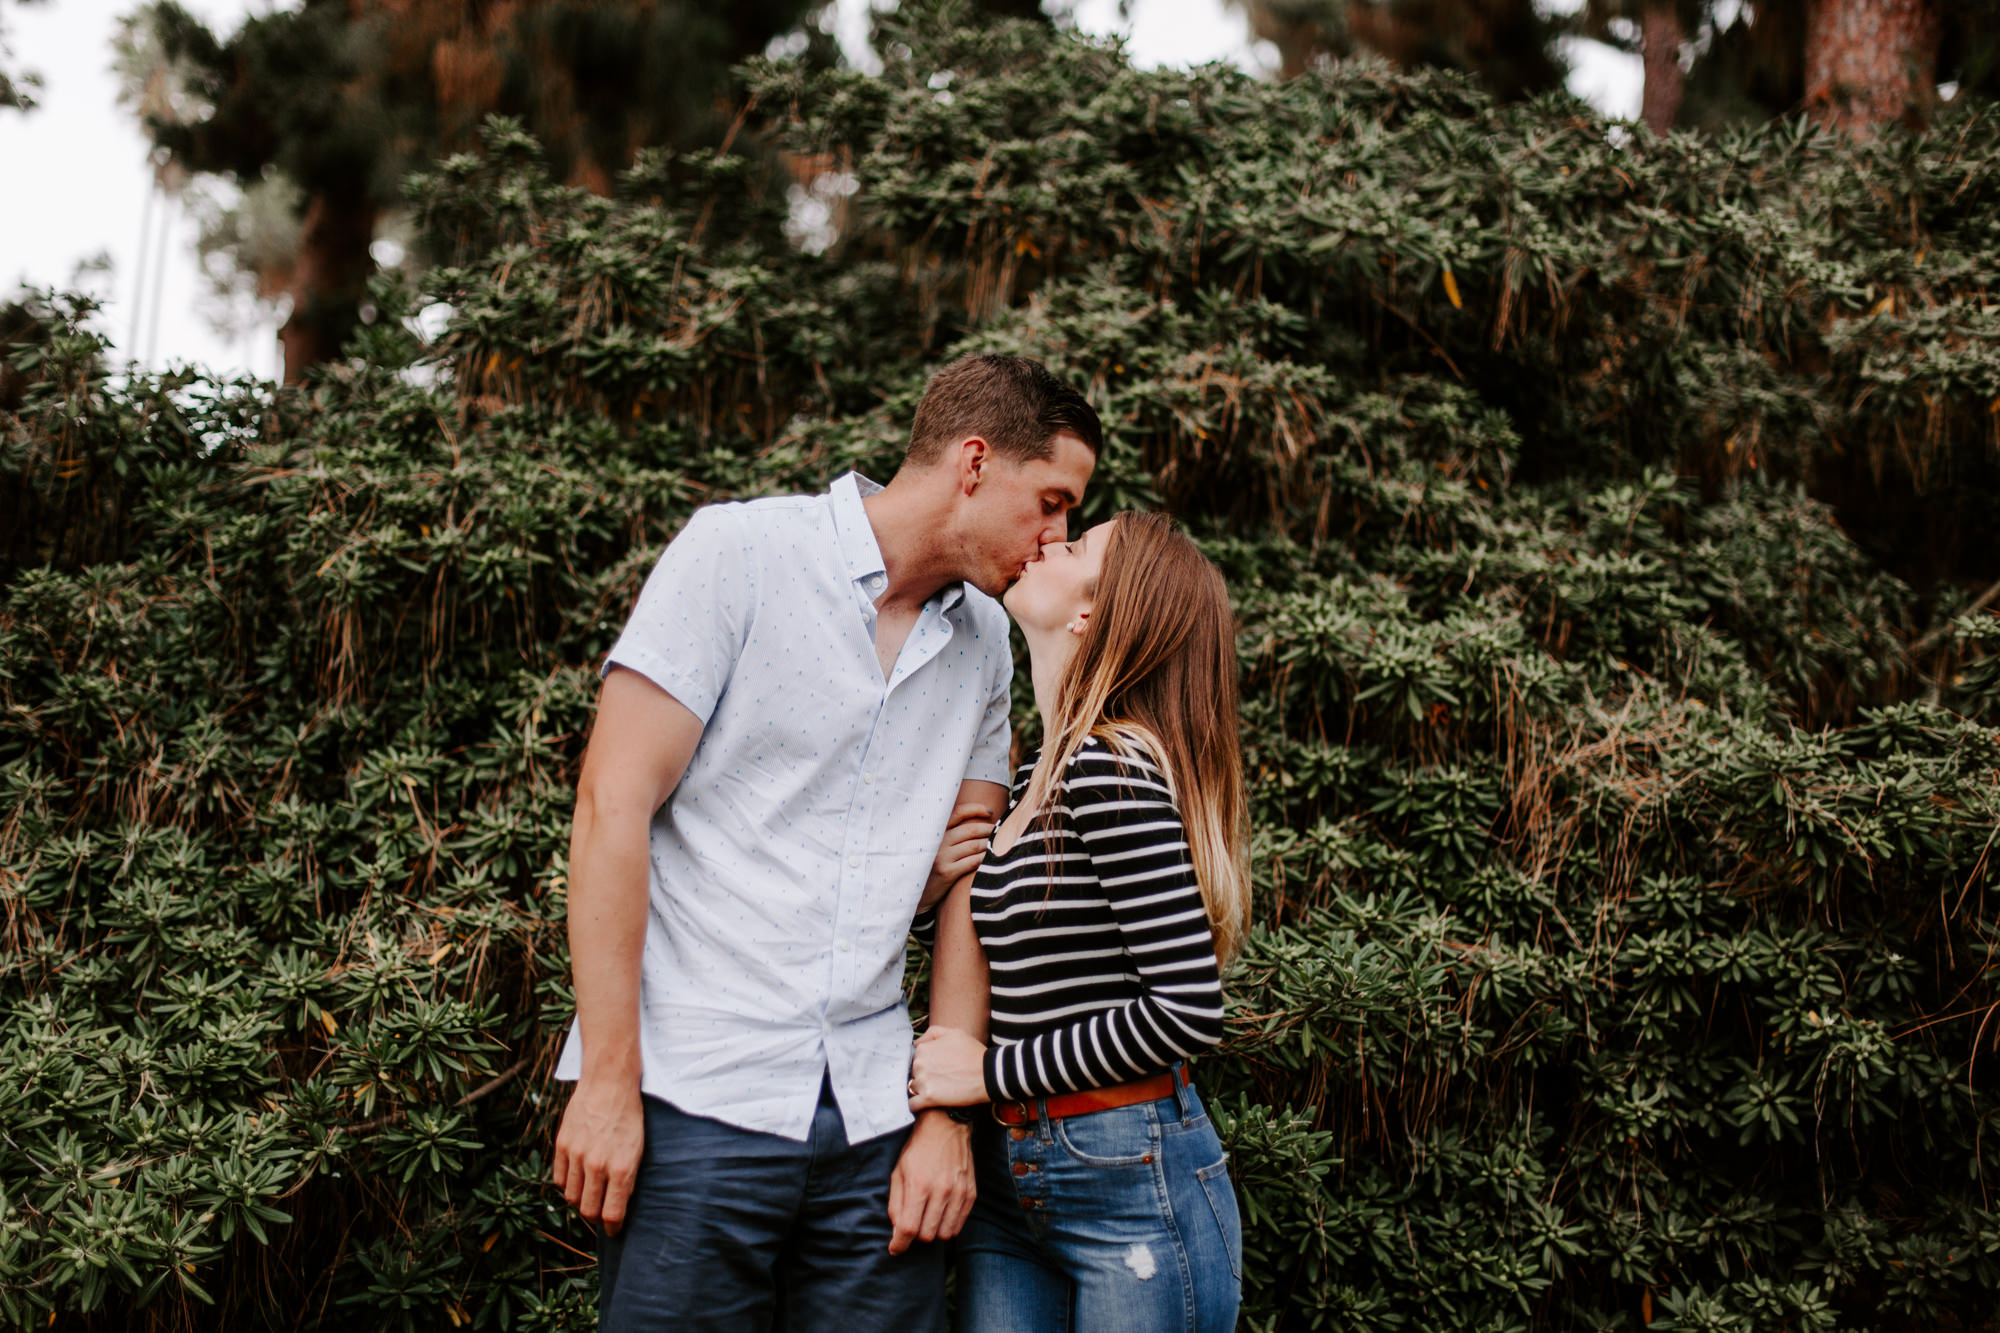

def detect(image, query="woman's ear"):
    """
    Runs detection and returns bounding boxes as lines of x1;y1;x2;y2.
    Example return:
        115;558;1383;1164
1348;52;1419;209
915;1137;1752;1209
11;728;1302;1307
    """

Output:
1066;609;1091;636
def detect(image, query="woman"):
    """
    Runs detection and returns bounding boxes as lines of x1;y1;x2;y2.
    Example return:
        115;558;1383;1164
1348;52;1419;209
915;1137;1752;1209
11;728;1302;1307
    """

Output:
908;511;1249;1333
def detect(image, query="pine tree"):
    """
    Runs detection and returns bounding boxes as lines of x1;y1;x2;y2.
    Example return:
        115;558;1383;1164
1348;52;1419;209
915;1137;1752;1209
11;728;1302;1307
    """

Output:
1596;0;2000;133
1229;0;1564;98
1801;0;1941;132
0;0;46;112
122;0;825;381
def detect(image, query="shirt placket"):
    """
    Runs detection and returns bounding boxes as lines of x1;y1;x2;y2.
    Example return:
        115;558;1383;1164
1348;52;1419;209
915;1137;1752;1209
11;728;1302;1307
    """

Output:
825;570;957;1130
827;573;889;1055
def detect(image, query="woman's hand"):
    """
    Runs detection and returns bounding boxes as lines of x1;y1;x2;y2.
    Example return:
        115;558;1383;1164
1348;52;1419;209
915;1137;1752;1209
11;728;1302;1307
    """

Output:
920;802;994;911
908;1026;990;1110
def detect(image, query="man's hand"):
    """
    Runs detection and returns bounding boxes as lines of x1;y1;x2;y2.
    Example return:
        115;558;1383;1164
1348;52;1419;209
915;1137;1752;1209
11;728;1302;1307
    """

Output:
552;1075;645;1236
921;802;995;912
887;1110;975;1255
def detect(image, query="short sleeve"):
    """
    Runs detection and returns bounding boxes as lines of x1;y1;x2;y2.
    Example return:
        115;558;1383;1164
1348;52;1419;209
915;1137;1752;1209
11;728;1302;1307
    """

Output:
602;505;754;723
965;644;1013;786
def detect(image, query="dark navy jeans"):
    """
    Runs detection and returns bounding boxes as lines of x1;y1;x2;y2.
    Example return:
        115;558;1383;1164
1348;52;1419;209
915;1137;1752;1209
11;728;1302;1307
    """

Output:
598;1076;946;1332
956;1079;1242;1333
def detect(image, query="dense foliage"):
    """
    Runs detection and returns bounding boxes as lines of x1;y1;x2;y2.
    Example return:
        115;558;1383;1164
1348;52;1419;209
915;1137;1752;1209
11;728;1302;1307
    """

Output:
6;9;2000;1329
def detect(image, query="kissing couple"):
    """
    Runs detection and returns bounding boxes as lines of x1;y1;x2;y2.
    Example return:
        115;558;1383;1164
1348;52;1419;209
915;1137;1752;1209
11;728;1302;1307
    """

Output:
552;354;1247;1332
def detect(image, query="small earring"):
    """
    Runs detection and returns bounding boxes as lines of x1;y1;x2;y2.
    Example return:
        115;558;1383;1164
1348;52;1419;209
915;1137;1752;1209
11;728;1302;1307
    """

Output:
1066;619;1085;635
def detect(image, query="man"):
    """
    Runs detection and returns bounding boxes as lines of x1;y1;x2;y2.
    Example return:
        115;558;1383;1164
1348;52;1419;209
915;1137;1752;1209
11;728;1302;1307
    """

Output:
551;354;1102;1331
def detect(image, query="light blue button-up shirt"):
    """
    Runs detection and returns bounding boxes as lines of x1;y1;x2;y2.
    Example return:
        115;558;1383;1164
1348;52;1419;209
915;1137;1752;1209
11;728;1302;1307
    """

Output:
554;473;1014;1141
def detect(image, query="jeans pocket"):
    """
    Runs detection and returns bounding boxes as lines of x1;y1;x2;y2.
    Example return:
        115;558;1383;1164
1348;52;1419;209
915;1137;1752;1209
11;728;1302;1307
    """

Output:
1052;1104;1157;1166
1195;1158;1243;1283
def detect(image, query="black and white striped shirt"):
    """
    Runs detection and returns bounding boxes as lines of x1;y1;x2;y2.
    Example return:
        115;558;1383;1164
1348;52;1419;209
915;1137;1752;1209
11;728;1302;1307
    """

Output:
974;739;1226;1102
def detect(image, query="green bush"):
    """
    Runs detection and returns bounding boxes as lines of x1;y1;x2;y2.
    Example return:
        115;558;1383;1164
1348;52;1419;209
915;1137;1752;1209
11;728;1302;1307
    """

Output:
4;9;2000;1329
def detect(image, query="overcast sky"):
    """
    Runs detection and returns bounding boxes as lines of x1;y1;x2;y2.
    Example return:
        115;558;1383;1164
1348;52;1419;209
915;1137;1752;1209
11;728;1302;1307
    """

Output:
0;0;1639;382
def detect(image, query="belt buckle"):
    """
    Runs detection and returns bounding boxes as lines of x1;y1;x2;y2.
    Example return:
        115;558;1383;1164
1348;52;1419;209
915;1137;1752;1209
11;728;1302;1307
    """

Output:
991;1100;1030;1126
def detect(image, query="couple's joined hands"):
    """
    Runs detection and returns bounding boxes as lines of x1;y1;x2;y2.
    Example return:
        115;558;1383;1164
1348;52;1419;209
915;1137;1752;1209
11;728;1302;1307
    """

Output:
908;1026;988;1111
890;802;997;1252
890;1027;989;1253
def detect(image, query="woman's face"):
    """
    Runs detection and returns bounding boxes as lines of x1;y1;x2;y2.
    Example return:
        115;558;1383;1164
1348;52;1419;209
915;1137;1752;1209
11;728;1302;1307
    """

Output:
1003;518;1115;634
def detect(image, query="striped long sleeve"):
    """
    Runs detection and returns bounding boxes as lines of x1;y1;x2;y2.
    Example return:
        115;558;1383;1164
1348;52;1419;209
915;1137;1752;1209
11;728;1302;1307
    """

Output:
978;743;1226;1102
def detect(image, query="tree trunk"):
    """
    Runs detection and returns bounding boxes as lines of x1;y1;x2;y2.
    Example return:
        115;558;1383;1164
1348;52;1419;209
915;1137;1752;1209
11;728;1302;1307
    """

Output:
1803;0;1942;134
279;190;377;383
1640;0;1685;135
1243;0;1336;80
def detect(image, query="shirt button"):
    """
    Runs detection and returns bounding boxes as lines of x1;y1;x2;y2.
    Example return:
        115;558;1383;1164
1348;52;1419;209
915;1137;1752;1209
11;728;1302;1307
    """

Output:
848;854;861;868
862;772;875;785
869;575;884;591
836;939;851;952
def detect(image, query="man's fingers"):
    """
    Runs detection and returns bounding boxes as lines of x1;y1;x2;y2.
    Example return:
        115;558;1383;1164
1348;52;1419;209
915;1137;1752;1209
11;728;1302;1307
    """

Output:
576;1163;607;1224
550;1142;569;1191
887;1192;918;1255
600;1168;635;1237
941;1187;975;1241
917;1184;950;1244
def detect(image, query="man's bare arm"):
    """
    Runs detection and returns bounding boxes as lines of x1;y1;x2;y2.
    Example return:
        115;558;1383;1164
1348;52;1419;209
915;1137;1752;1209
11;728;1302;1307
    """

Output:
927;845;994;1041
887;779;1004;1255
551;667;704;1236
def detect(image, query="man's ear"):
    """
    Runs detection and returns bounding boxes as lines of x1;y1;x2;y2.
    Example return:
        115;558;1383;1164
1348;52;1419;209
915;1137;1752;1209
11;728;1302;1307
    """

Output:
957;437;991;496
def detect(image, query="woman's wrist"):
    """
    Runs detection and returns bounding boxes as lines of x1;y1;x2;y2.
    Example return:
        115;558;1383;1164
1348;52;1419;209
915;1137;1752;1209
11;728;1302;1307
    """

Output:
980;1044;1007;1104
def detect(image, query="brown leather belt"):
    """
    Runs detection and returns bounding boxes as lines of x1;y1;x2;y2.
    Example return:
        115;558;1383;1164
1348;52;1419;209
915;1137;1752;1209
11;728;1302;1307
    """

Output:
991;1064;1191;1127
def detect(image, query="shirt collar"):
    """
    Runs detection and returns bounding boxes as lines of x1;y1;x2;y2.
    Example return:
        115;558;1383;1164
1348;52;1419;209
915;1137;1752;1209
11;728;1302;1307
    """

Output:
828;471;886;583
827;471;966;613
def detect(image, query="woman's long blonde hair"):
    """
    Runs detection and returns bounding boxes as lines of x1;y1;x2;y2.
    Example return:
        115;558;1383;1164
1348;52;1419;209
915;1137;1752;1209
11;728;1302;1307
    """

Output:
1019;512;1251;963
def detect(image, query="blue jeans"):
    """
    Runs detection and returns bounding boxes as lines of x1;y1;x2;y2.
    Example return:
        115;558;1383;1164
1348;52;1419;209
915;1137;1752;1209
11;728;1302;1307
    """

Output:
956;1079;1243;1333
598;1075;946;1332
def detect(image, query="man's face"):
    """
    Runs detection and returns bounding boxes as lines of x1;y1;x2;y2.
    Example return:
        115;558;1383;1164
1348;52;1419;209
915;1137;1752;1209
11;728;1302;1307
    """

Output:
958;431;1096;599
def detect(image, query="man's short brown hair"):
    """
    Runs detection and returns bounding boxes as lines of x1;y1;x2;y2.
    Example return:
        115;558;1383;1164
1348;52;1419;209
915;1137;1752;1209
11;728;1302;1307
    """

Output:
904;354;1103;467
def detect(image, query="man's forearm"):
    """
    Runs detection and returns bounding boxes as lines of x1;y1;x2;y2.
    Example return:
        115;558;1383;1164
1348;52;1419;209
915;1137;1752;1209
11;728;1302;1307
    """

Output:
928;879;989;1042
567;794;652;1082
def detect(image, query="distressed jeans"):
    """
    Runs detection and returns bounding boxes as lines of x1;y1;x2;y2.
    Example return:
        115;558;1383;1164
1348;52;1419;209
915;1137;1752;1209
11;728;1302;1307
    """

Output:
597;1074;947;1333
956;1079;1243;1333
